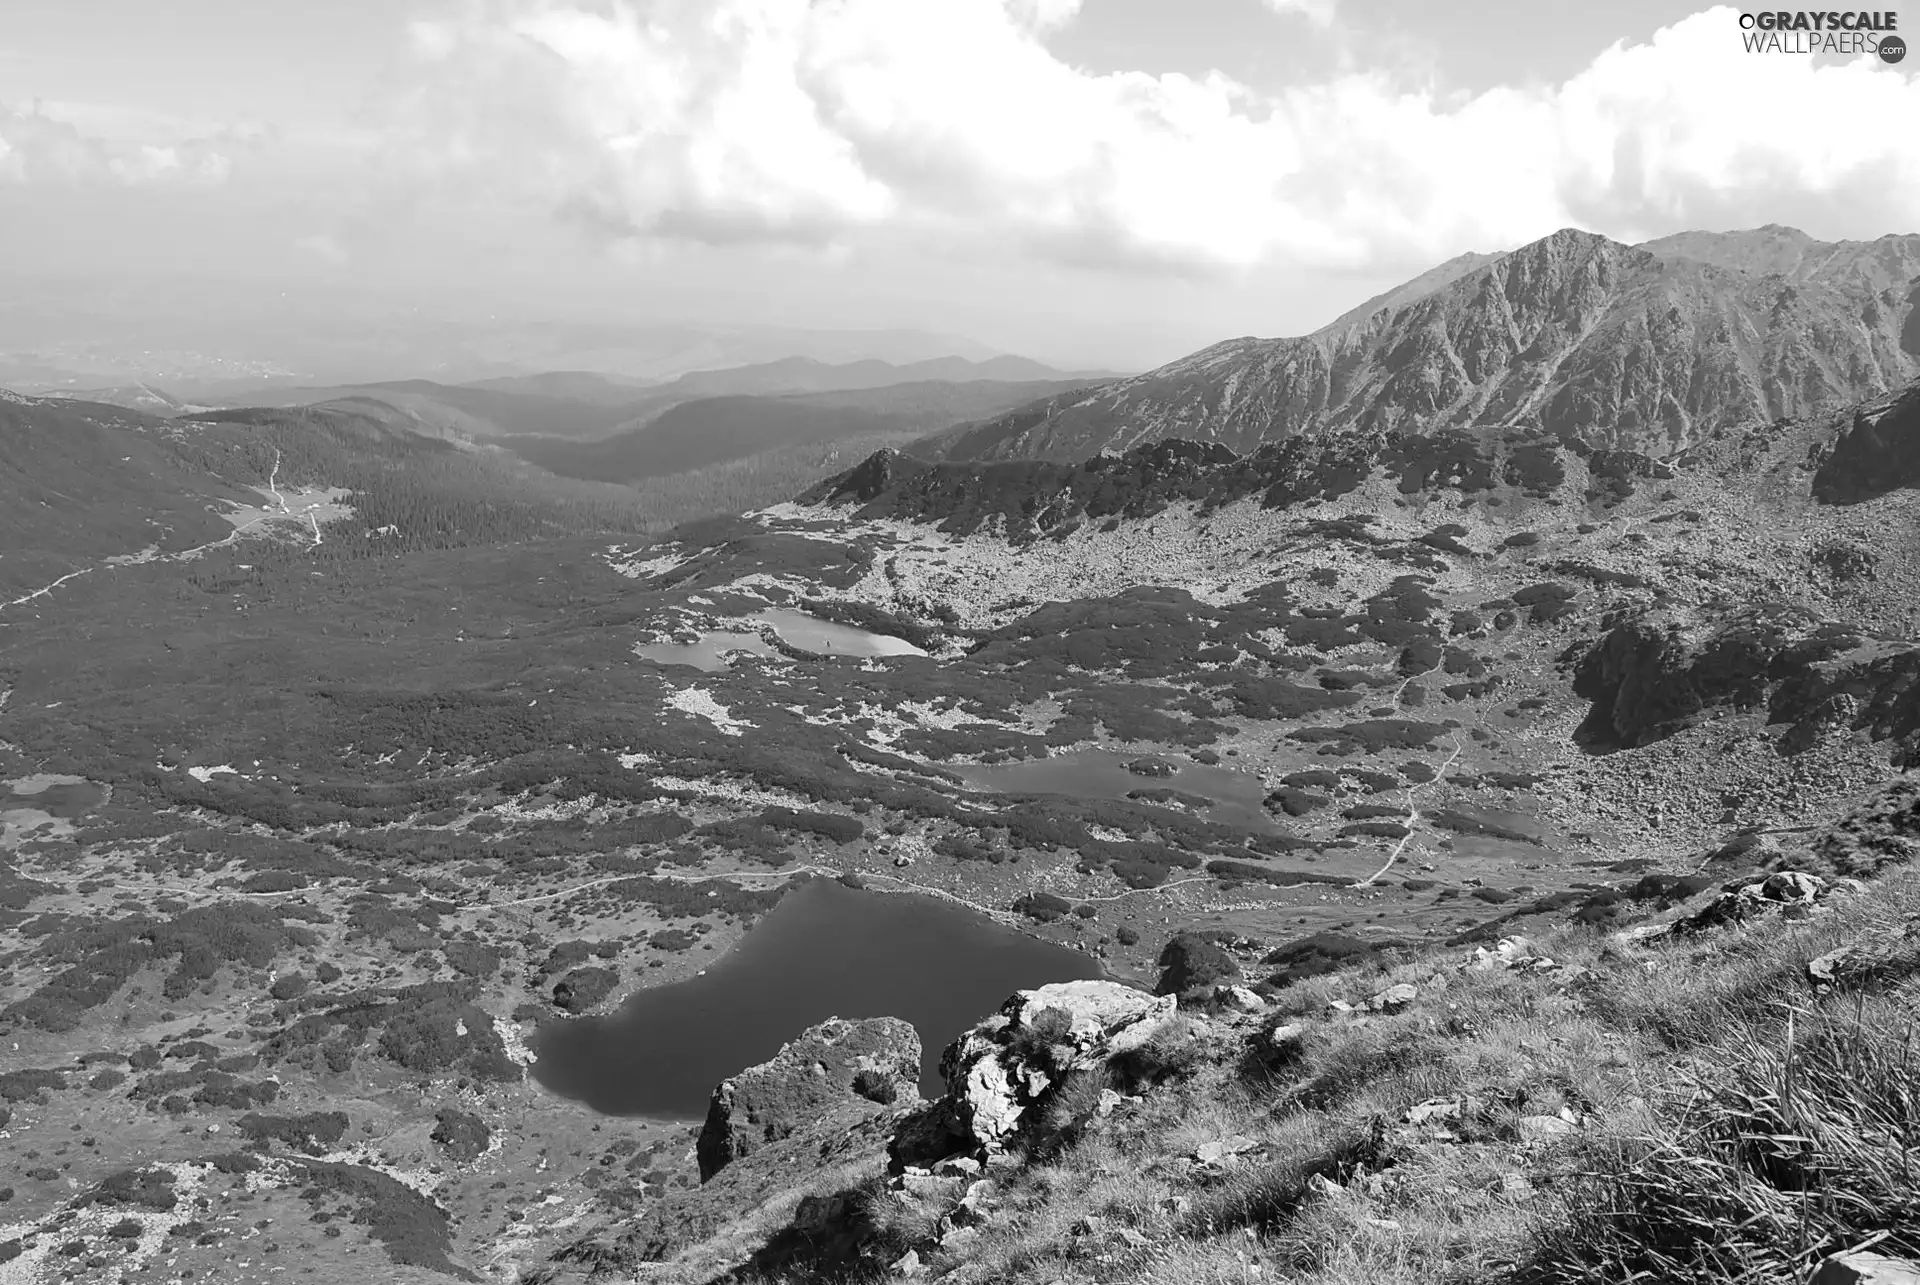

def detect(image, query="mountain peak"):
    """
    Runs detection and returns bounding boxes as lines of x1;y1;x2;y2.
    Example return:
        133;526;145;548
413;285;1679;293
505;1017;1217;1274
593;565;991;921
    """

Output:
1508;226;1637;261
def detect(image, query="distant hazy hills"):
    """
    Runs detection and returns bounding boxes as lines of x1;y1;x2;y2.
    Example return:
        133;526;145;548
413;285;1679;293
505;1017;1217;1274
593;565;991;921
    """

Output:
653;353;1110;398
0;301;1009;392
202;380;646;442
932;225;1920;463
39;383;198;416
505;377;1105;484
189;355;1110;448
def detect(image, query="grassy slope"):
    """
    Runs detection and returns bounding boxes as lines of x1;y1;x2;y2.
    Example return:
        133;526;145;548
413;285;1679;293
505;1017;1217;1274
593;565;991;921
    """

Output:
627;782;1920;1285
0;398;253;591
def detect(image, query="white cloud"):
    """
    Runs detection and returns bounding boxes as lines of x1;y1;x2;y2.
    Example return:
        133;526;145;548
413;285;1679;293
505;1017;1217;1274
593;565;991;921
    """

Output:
0;104;244;186
371;2;1920;274
1264;0;1341;26
294;233;350;265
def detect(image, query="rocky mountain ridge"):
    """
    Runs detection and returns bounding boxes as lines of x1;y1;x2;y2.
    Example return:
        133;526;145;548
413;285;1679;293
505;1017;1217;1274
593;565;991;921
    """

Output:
930;227;1920;464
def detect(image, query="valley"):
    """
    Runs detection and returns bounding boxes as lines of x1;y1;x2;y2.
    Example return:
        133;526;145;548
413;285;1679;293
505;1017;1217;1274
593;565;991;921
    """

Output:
0;224;1918;1284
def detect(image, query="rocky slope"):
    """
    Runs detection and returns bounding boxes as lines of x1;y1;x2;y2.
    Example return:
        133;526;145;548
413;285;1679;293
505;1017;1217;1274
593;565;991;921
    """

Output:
520;780;1920;1284
929;227;1920;464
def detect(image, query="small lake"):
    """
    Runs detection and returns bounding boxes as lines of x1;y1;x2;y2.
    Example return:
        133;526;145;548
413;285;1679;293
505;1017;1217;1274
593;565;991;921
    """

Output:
953;749;1276;832
633;630;779;672
3;775;106;818
633;610;926;671
753;609;927;658
529;880;1102;1118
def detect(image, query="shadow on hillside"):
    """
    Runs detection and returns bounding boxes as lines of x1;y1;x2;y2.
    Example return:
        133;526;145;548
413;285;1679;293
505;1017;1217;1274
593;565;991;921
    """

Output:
724;1182;885;1284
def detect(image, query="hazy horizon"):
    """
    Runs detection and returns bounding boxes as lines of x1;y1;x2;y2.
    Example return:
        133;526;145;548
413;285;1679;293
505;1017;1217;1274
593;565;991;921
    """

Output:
5;0;1918;384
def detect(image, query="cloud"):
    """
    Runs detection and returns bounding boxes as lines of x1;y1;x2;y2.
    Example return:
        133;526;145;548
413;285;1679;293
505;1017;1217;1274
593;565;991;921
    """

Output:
294;233;350;266
382;2;1920;274
0;104;247;186
1264;0;1341;26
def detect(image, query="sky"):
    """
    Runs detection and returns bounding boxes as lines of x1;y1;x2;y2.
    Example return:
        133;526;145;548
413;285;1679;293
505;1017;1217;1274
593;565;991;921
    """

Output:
2;0;1917;372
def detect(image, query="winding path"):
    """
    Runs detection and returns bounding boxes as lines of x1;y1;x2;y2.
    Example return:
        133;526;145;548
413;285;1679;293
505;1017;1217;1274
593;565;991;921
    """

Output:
1;569;98;614
1353;734;1465;887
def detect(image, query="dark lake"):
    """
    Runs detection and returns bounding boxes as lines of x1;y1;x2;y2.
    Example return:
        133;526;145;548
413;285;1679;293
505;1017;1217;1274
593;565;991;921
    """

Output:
529;879;1103;1118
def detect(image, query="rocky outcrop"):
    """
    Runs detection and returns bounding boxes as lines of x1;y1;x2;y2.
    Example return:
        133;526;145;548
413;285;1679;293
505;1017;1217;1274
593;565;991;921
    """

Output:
888;981;1177;1172
1813;382;1920;504
1660;871;1833;937
697;1016;921;1182
1572;606;1920;761
1803;778;1920;877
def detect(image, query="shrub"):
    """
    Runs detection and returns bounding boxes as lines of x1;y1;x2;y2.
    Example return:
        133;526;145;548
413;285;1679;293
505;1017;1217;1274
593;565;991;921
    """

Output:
759;806;866;844
852;1070;899;1105
551;967;619;1013
431;1109;491;1162
1156;933;1242;997
90;1168;177;1212
1013;891;1075;923
0;1069;65;1103
1110;1015;1207;1091
238;1112;349;1153
1006;1006;1078;1073
287;1160;472;1280
442;942;500;979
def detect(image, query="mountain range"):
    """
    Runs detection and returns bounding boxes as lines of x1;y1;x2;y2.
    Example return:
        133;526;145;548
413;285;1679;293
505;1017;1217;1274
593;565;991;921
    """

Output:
930;225;1920;463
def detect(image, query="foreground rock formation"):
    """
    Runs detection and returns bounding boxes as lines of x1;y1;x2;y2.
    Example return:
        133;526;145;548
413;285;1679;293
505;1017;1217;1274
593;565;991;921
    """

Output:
890;980;1177;1172
697;1015;922;1180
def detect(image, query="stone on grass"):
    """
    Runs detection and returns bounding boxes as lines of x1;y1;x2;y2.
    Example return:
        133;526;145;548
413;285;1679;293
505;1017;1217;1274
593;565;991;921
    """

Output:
1807;1251;1920;1285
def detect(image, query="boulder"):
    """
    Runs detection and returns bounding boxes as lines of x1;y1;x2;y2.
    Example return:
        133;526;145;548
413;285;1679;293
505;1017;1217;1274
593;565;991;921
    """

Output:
888;981;1176;1171
1366;983;1418;1012
1807;1251;1920;1285
1466;936;1559;973
1680;871;1829;932
698;1016;921;1181
1807;919;1920;991
1517;1114;1578;1145
1212;984;1267;1013
1264;1022;1310;1058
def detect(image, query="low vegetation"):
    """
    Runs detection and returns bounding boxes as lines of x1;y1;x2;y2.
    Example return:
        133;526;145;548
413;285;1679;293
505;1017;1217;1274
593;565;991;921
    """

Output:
721;863;1920;1285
